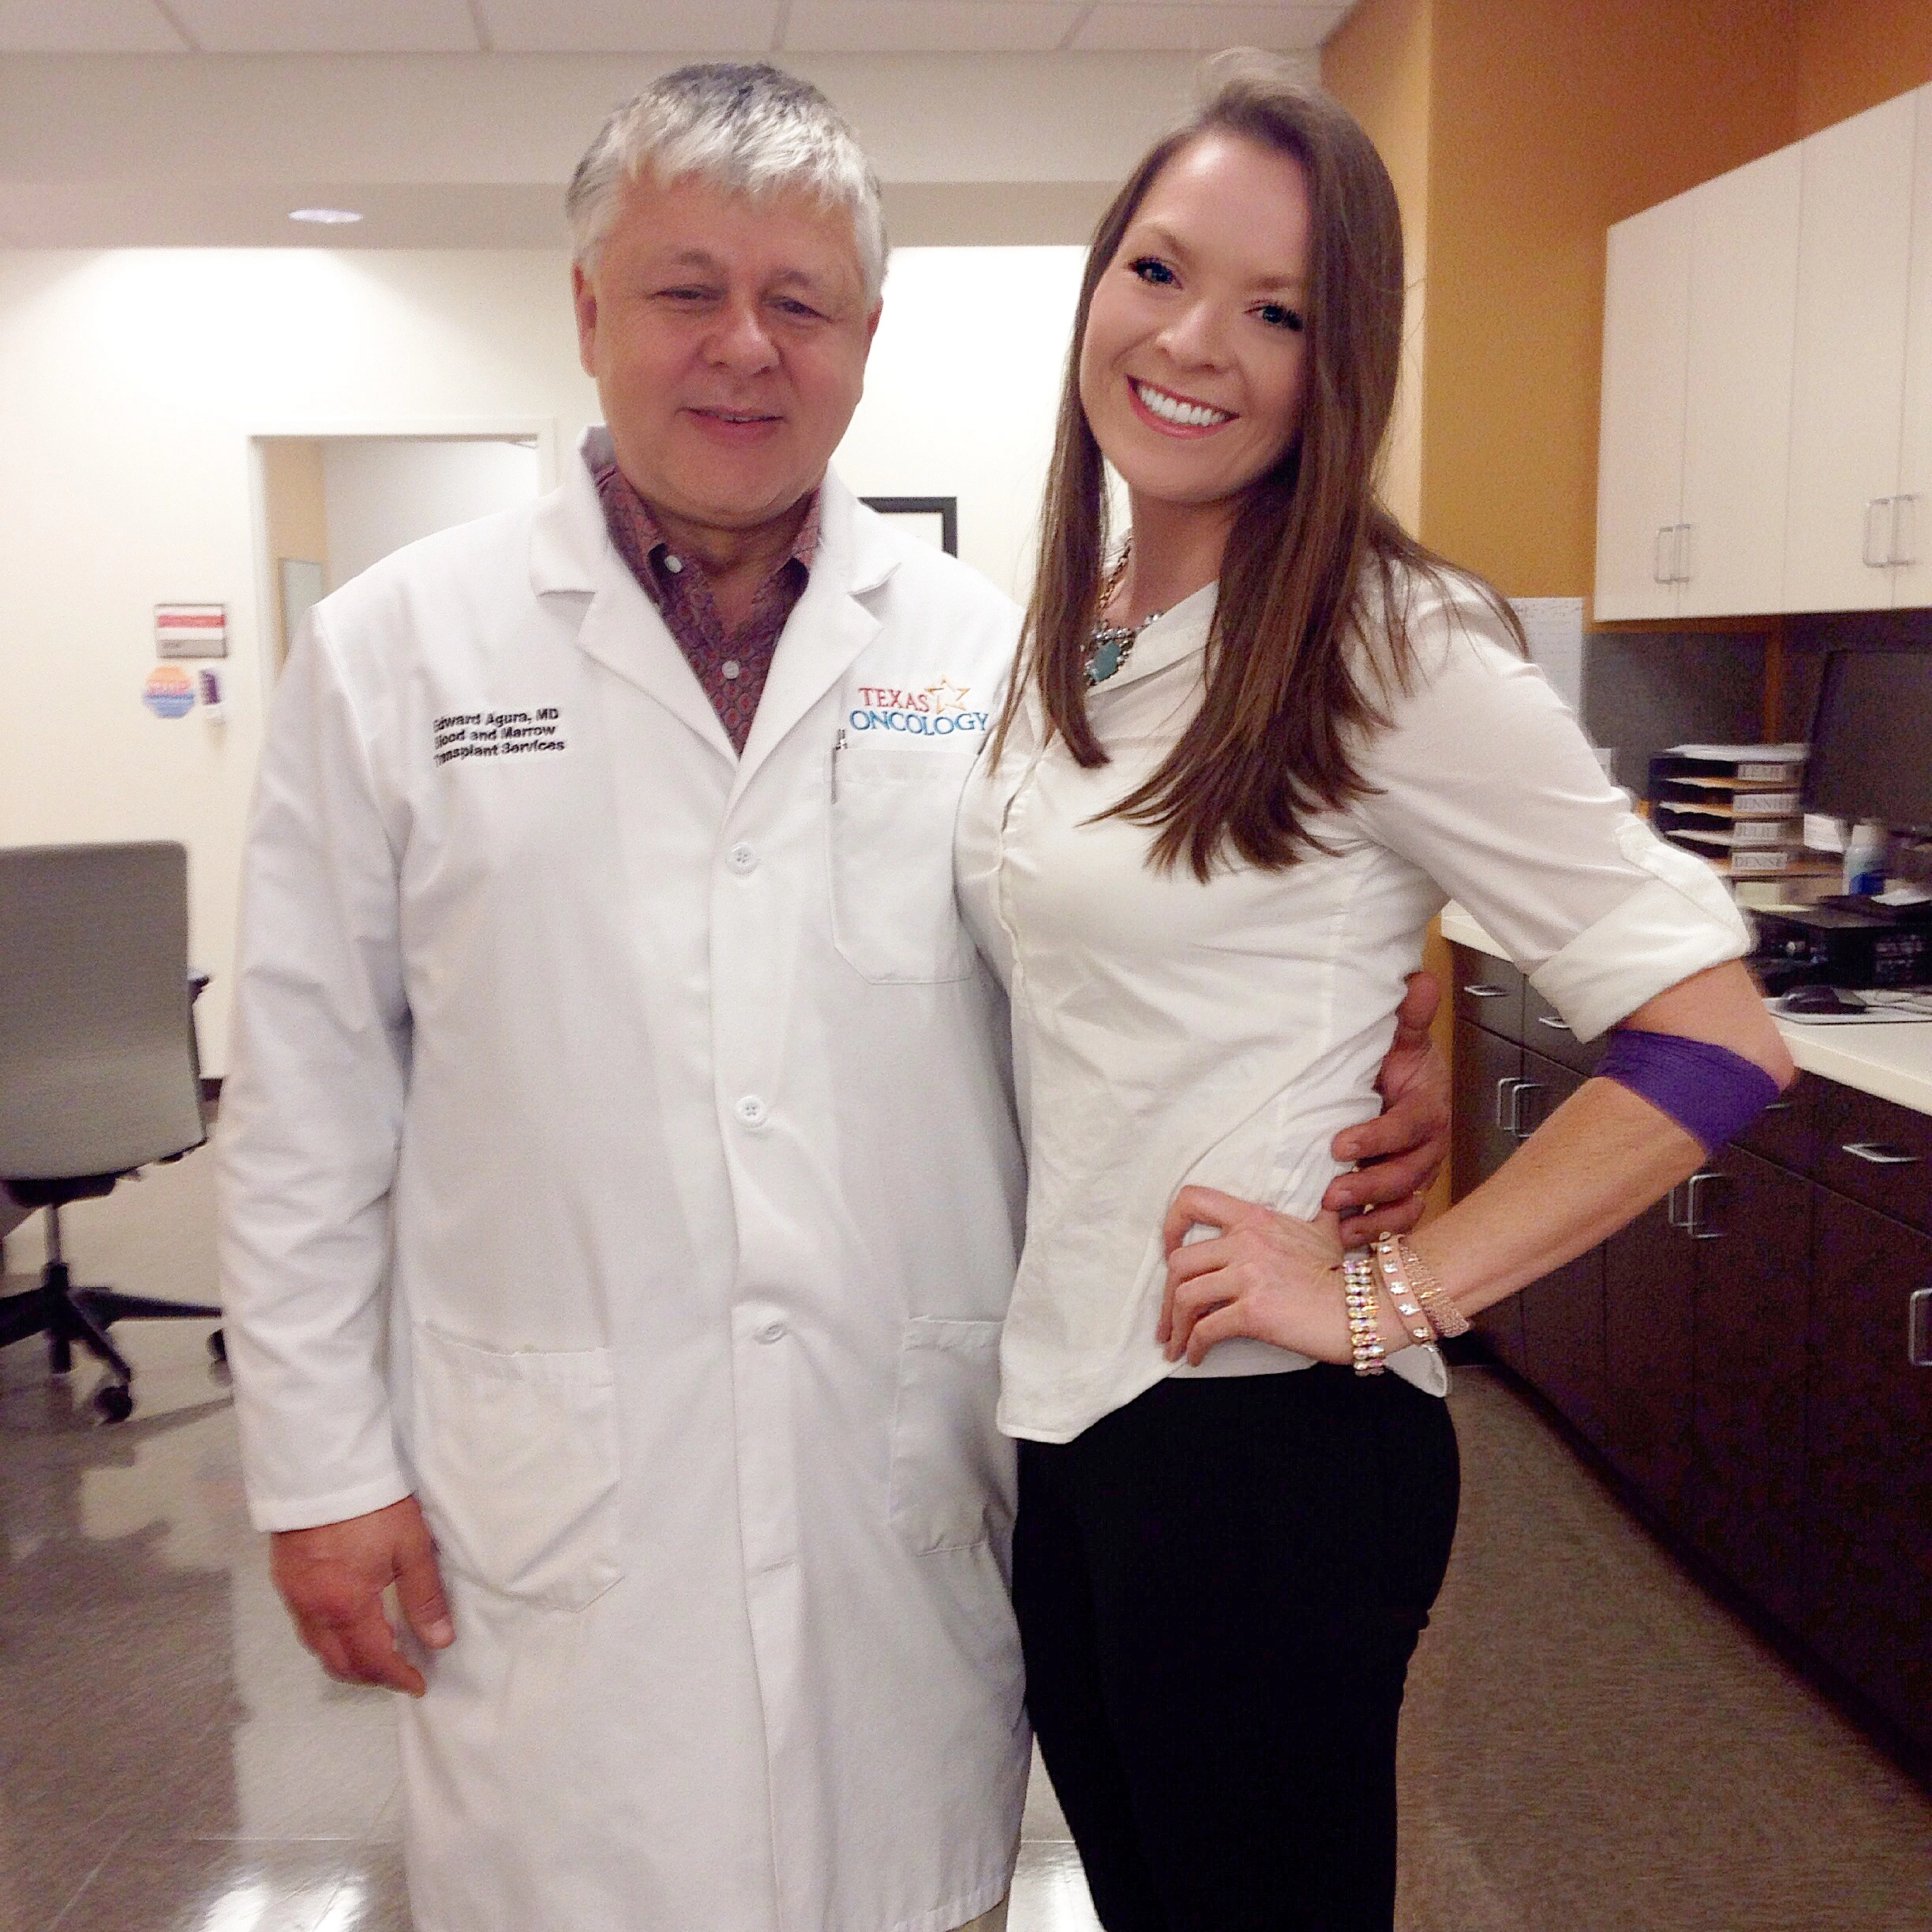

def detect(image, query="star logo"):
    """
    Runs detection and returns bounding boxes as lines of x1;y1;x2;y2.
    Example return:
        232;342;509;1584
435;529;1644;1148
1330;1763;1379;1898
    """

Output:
923;678;971;716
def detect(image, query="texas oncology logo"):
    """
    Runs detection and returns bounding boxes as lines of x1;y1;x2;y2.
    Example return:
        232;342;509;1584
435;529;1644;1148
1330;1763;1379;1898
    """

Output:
848;678;989;738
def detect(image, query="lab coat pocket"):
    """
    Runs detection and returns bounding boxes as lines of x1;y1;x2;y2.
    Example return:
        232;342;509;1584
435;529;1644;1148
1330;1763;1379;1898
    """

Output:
829;744;978;983
408;1325;622;1612
888;1316;1015;1553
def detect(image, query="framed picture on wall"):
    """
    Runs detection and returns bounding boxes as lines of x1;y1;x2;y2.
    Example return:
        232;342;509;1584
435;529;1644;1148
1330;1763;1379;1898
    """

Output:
861;496;957;556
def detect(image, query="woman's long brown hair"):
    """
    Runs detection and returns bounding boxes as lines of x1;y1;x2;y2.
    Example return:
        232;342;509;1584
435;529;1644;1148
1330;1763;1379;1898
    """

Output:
994;52;1524;880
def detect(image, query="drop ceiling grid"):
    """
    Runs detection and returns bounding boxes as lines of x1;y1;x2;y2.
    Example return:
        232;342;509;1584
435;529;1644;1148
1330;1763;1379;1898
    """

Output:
0;0;1351;54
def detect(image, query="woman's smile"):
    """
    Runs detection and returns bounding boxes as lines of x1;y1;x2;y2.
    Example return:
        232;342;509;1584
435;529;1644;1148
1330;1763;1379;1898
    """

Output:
1127;378;1237;434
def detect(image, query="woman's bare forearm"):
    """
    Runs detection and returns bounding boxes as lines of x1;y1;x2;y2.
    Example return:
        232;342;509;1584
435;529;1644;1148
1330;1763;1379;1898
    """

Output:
1407;960;1794;1318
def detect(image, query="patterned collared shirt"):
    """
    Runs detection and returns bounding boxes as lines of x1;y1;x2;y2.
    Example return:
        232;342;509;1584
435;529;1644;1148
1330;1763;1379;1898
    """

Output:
593;457;820;754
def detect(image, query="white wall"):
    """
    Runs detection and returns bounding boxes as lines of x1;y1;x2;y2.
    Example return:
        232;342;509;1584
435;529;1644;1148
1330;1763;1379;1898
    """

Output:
0;243;1084;1073
322;437;543;590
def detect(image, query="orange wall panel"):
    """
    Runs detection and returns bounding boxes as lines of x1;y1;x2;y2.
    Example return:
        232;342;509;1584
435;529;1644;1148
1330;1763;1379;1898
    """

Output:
1418;0;1799;594
1795;0;1932;137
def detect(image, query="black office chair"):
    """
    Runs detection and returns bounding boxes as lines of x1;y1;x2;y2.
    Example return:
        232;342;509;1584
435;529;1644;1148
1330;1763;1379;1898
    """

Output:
0;842;223;1421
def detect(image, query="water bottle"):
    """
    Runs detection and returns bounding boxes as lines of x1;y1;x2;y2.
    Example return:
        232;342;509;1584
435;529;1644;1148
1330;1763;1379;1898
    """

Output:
1842;820;1887;897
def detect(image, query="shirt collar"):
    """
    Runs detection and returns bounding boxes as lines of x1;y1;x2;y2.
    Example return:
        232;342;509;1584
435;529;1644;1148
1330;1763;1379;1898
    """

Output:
592;450;821;589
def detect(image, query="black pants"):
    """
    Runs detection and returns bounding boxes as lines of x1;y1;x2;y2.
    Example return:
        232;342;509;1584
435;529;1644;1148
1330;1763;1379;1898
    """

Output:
1013;1366;1460;1932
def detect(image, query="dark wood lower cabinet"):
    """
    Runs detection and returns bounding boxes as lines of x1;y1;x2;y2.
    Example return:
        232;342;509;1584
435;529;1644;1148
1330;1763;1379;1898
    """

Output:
1450;944;1931;1757
1451;1017;1528;1373
1603;1194;1695;1526
1687;1146;1811;1631
1514;1056;1607;1447
1803;1192;1932;1754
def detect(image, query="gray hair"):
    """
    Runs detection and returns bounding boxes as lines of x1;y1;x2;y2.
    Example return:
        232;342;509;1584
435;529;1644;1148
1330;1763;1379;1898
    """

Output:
567;62;888;303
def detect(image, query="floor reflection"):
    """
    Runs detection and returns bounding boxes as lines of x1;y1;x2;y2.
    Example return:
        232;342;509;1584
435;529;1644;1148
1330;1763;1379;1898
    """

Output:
6;1146;1930;1931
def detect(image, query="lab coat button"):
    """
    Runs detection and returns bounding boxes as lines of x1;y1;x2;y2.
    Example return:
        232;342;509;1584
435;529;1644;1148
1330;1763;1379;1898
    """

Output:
755;1320;786;1344
728;841;757;874
734;1094;769;1129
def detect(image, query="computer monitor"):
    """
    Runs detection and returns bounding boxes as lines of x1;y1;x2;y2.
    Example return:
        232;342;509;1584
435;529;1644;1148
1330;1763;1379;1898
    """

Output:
1803;649;1932;832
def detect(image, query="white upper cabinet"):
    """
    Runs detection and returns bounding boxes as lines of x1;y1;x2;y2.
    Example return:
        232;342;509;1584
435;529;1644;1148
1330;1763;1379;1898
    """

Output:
1896;84;1932;608
1596;192;1692;620
1784;90;1917;612
1680;145;1802;617
1597;84;1932;620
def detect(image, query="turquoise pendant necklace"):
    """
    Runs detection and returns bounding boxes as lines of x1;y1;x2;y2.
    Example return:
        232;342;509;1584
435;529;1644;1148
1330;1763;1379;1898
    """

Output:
1085;553;1165;689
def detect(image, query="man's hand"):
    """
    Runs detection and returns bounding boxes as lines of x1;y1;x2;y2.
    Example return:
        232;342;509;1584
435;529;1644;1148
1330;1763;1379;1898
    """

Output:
270;1496;454;1697
1322;968;1451;1246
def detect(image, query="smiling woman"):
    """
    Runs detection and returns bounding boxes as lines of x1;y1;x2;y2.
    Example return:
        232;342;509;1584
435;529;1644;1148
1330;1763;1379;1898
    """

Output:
957;51;1791;1932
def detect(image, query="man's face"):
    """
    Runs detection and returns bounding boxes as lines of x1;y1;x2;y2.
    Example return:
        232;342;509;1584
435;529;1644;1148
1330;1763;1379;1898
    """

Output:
572;170;880;536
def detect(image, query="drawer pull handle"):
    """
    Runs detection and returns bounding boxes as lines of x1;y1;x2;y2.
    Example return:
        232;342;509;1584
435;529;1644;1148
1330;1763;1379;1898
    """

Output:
1684;1168;1724;1240
1840;1141;1919;1167
1462;983;1508;999
1912;1287;1932;1369
1762;1100;1793;1114
1534;1015;1573;1034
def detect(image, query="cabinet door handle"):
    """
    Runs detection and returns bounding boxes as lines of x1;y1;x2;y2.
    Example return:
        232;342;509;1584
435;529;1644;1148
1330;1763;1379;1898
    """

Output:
1462;982;1509;999
1684;1167;1724;1239
1892;493;1919;567
1509;1080;1546;1141
1494;1076;1524;1131
1533;1014;1573;1035
1840;1140;1919;1166
1674;522;1693;583
1654;526;1675;583
1911;1286;1932;1368
1864;497;1893;567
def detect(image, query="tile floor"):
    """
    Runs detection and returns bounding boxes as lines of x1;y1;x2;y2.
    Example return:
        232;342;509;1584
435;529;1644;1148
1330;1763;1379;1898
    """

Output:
2;1148;1929;1931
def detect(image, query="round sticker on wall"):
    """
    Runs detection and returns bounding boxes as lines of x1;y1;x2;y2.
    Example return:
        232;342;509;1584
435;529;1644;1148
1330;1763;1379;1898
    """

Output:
143;665;195;719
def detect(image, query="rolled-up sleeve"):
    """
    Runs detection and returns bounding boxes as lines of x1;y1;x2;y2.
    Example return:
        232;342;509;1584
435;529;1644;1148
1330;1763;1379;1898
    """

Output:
1352;589;1751;1041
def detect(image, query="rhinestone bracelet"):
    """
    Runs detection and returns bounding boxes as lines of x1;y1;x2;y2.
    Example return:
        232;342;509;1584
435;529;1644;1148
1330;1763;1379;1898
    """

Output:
1341;1252;1387;1376
1372;1232;1437;1346
1401;1237;1470;1339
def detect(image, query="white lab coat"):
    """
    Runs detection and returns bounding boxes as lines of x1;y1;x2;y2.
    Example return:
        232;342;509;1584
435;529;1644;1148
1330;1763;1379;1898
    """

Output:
217;431;1029;1932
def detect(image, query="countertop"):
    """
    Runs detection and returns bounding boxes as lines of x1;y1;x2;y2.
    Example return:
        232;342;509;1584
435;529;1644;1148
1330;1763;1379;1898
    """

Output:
1439;902;1932;1117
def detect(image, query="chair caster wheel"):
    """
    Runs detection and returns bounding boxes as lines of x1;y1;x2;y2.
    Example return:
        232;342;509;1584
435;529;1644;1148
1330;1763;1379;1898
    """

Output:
208;1328;227;1364
94;1383;134;1424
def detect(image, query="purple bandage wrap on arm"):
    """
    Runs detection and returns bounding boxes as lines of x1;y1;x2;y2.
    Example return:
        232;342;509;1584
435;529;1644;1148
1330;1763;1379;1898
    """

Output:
1595;1028;1782;1157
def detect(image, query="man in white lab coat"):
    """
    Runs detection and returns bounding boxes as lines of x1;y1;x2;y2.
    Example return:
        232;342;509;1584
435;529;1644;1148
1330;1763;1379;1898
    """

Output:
218;63;1448;1932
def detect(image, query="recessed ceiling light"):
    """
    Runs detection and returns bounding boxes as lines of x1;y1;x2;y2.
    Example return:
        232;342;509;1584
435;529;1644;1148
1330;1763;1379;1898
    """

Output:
289;207;363;225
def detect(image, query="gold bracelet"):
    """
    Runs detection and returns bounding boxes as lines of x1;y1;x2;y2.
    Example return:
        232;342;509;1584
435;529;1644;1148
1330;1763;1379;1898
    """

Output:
1341;1252;1387;1376
1372;1232;1436;1346
1401;1237;1470;1339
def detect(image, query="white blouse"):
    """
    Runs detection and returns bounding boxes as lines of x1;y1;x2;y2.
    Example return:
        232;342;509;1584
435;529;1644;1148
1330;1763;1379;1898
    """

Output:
956;568;1752;1445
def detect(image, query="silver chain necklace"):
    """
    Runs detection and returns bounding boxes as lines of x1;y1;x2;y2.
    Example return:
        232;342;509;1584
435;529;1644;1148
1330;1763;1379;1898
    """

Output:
1085;553;1165;689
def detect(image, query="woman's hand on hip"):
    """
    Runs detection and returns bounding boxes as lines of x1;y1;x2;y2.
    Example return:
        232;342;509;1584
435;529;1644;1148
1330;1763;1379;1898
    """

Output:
1157;1185;1352;1368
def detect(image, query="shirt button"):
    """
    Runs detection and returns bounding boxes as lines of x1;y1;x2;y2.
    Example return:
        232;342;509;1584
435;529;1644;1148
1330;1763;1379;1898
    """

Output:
755;1320;786;1344
663;553;683;575
721;659;742;680
734;1094;769;1129
728;841;757;874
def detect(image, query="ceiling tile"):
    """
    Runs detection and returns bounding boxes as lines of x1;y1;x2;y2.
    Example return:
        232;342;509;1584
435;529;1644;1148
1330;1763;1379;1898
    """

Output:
784;2;1083;55
477;0;782;53
167;0;481;53
0;0;188;51
1074;3;1339;51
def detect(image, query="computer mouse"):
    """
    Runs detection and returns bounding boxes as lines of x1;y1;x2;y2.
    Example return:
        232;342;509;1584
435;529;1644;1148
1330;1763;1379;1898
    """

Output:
1781;983;1866;1015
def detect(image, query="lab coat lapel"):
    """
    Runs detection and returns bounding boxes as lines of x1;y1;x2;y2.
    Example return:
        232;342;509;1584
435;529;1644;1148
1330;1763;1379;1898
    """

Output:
732;474;895;800
530;432;736;764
